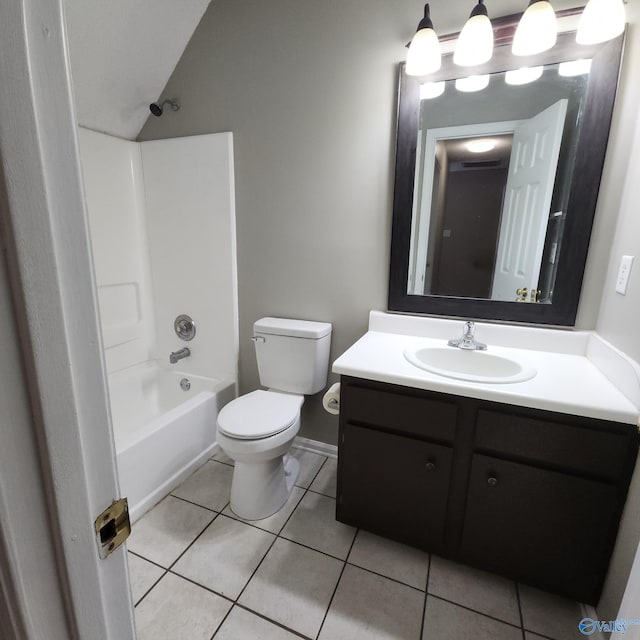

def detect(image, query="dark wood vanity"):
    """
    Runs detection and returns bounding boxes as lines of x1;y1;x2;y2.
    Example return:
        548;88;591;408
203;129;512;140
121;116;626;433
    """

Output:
336;375;639;604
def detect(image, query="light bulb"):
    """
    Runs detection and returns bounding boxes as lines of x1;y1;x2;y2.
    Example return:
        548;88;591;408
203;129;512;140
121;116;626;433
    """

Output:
455;74;490;92
406;4;442;76
512;0;557;56
454;1;494;67
505;66;544;85
420;82;446;100
558;59;592;77
577;0;625;45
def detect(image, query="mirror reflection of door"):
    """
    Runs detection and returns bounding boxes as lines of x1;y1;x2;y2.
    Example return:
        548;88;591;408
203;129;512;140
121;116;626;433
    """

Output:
491;99;568;301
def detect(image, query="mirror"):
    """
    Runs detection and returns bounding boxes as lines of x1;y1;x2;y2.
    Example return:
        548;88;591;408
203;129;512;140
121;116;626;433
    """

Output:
389;31;624;325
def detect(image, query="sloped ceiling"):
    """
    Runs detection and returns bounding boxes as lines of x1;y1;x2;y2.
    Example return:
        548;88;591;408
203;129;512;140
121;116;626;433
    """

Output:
64;0;211;140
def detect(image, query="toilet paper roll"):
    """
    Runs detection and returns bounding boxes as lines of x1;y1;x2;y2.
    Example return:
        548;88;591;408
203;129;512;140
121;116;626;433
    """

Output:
322;382;341;415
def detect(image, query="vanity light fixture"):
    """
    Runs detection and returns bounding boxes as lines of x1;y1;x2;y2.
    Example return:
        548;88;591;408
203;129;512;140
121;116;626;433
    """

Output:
512;0;557;56
454;0;494;67
505;65;544;85
558;58;592;76
406;4;442;76
455;74;490;92
467;138;497;153
420;81;446;99
576;0;626;44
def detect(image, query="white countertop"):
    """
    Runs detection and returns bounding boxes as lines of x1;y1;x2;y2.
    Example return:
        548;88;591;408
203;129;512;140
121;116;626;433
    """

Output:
332;312;640;425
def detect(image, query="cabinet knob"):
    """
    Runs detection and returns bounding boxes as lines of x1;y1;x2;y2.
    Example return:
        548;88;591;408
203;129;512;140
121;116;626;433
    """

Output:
487;476;498;487
425;461;436;471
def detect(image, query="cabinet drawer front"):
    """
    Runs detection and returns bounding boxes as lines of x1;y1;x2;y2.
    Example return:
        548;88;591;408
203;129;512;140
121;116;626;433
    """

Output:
342;383;457;443
338;423;452;550
460;454;618;603
476;409;630;480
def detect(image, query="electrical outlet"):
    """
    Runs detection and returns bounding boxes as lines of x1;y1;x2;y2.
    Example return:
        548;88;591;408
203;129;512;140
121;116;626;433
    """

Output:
615;255;634;295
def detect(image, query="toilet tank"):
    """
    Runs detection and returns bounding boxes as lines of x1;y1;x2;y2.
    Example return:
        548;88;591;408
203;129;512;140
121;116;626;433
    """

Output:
253;317;332;395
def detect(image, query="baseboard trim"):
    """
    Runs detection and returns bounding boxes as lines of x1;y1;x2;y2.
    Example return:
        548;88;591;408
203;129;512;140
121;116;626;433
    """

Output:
293;436;338;459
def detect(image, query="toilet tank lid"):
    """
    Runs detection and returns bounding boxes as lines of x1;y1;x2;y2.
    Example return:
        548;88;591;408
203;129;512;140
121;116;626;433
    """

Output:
254;317;332;339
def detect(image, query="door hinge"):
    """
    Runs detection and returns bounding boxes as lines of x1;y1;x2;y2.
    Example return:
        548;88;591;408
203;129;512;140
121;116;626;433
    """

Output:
94;498;131;559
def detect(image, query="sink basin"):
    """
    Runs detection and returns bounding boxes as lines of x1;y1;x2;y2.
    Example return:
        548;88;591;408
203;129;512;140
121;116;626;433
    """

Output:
404;346;537;384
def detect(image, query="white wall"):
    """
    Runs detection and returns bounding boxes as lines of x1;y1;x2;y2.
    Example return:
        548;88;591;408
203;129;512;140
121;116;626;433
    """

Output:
78;128;156;374
141;133;238;382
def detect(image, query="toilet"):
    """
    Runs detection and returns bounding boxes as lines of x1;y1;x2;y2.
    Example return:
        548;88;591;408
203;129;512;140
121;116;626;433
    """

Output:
216;317;332;520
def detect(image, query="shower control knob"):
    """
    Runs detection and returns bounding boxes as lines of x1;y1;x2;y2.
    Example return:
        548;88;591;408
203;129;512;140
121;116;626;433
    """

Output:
487;476;498;487
425;461;436;471
174;314;196;341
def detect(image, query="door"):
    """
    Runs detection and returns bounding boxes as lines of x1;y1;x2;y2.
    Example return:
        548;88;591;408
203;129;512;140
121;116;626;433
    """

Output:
491;100;568;301
460;454;617;604
0;0;135;637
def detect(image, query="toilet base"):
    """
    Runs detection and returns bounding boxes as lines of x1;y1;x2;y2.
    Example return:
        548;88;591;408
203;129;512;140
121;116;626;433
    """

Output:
229;453;300;520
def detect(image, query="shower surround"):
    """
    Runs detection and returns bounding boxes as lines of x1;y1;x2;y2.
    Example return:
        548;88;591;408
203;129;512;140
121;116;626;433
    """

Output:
79;128;238;521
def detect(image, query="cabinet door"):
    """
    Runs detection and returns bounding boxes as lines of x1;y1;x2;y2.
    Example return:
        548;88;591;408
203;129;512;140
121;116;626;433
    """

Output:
338;423;452;551
460;454;618;603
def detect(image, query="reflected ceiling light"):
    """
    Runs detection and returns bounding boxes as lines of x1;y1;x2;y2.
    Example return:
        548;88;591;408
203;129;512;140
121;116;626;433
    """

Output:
467;139;497;153
577;0;625;45
505;66;544;85
406;4;442;76
455;74;490;92
454;0;494;67
558;59;592;76
420;81;446;99
512;0;557;56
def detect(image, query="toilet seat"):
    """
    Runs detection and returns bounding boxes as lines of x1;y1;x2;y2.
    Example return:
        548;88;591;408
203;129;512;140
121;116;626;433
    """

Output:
217;390;302;440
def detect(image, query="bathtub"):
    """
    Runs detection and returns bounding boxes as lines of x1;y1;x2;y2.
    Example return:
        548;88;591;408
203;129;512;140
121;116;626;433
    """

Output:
108;361;236;523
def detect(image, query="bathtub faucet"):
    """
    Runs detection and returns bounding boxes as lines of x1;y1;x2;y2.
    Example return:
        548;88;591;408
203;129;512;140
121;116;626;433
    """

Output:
169;347;191;364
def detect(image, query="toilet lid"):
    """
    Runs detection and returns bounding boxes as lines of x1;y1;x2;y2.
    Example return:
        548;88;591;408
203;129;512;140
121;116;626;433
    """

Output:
217;390;302;439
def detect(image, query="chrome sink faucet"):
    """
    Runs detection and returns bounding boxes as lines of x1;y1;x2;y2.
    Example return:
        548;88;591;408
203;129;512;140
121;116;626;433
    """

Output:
169;347;190;364
448;321;487;351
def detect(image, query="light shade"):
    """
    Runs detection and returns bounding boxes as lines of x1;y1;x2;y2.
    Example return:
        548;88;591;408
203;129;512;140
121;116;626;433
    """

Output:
576;0;625;45
454;1;494;67
512;0;557;56
455;74;490;92
505;66;544;85
420;81;446;100
558;59;592;76
406;4;442;76
467;138;496;153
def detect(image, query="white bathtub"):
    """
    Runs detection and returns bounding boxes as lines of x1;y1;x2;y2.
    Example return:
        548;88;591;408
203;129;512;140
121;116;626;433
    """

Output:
108;362;236;522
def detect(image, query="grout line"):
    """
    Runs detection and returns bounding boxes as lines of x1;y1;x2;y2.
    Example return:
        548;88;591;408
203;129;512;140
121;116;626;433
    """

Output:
231;604;314;640
419;554;432;639
209;605;234;640
169;493;221;514
427;593;525;631
515;582;527;639
314;528;358;640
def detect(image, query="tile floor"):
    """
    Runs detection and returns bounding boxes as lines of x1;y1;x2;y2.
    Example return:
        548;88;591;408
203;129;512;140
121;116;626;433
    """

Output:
127;448;587;640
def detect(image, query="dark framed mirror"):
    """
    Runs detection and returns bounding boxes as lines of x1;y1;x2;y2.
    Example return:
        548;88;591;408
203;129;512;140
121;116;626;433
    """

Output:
389;27;624;325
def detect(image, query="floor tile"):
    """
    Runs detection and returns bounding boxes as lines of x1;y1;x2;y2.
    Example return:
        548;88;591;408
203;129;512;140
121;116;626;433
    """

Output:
289;448;326;488
281;491;356;559
222;486;304;534
319;563;424;640
212;448;234;466
309;457;337;498
173;514;275;600
239;537;343;638
524;633;551;639
135;572;231;640
127;495;215;567
428;555;520;625
348;529;430;590
519;584;585;639
214;606;301;640
127;553;164;605
422;596;522;640
171;460;233;511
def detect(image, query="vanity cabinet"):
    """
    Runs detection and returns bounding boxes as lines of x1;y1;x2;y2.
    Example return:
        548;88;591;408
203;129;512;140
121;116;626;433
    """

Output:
336;376;639;604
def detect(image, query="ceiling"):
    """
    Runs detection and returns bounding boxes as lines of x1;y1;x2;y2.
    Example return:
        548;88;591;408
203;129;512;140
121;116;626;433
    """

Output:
64;0;211;140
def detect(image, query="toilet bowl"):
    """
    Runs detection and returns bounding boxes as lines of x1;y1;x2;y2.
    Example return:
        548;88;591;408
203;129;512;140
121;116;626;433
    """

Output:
217;390;303;520
215;317;332;520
